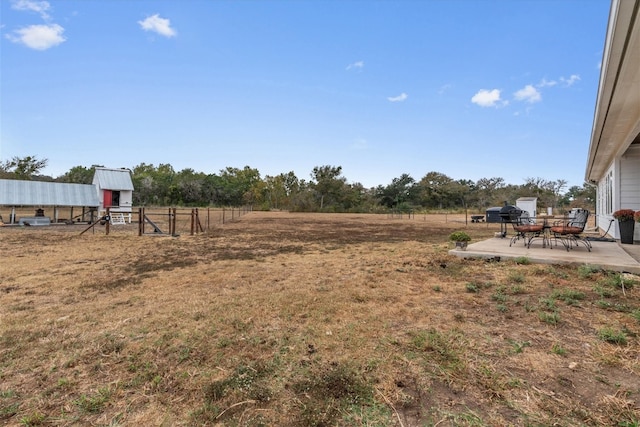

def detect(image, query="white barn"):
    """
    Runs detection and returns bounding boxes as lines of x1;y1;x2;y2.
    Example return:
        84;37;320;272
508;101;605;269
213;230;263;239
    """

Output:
92;167;134;223
585;0;640;242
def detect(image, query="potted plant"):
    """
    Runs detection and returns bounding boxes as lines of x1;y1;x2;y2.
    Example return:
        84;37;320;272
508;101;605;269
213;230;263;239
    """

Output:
613;209;635;244
449;231;471;250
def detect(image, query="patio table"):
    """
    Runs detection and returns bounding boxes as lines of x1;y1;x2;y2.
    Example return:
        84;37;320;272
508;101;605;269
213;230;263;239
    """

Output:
531;215;555;248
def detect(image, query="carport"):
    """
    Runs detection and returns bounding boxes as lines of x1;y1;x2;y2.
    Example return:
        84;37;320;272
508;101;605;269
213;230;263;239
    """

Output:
0;179;100;225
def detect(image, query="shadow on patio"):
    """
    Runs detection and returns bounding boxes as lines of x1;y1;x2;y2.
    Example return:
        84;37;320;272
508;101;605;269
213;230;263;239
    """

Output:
449;235;640;275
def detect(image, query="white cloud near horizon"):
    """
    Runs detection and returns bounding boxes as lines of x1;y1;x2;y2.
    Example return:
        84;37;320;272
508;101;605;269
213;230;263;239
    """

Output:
6;23;65;50
138;14;177;38
471;89;503;107
387;92;408;102
514;84;542;103
11;0;51;20
346;60;364;71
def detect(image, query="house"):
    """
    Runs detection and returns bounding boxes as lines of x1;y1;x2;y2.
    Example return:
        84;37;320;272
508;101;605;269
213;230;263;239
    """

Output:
0;179;100;224
92;167;134;223
585;0;640;242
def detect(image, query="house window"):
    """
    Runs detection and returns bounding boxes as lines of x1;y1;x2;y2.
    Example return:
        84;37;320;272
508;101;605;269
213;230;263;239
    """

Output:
112;191;121;207
605;171;613;215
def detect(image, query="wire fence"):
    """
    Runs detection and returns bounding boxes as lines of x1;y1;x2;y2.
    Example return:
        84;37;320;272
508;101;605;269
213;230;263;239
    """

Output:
136;206;253;236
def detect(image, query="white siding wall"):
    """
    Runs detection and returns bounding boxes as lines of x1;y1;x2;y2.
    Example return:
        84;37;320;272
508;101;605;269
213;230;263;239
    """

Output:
109;191;133;213
620;146;640;241
598;146;640;240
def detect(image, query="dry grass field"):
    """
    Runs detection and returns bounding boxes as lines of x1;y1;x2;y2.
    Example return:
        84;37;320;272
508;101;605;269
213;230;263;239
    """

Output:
1;211;639;426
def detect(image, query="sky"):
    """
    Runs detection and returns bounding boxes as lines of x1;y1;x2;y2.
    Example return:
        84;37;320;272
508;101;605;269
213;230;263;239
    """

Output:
1;0;611;189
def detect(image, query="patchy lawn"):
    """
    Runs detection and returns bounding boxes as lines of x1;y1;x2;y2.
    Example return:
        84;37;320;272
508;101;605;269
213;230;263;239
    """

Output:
1;211;639;426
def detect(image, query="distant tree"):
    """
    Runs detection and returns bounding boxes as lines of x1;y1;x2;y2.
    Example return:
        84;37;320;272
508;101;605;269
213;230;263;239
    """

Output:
264;174;287;210
560;184;596;210
2;155;48;180
219;166;262;206
417;171;455;209
61;160;585;214
310;165;346;210
522;177;567;209
176;168;206;205
377;173;417;209
58;165;100;184
130;163;176;205
446;179;477;212
0;161;11;179
290;179;316;212
131;163;157;205
550;179;568;209
475;177;506;209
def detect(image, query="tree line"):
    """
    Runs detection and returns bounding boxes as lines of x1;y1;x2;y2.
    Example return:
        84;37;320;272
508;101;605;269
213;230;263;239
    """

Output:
1;156;595;213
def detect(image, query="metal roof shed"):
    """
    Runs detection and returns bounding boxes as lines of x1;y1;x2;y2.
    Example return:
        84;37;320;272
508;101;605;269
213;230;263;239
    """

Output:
0;180;100;207
0;179;101;225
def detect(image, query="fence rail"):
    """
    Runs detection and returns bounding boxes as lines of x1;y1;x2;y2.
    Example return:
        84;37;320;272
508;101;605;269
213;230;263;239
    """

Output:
137;206;252;236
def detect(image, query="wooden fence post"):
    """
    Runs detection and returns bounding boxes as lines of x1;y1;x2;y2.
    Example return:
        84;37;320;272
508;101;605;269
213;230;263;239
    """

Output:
105;207;110;235
172;208;177;236
196;208;203;233
138;207;143;236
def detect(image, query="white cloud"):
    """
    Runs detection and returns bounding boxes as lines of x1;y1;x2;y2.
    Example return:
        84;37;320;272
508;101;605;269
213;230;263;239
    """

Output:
138;14;177;38
387;92;408;102
514;85;541;103
6;23;65;50
471;89;502;107
11;0;51;20
560;74;580;86
346;60;364;71
537;78;557;88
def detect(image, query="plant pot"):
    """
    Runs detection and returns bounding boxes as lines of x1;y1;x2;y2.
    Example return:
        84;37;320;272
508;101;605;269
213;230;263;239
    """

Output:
455;241;468;251
618;220;635;244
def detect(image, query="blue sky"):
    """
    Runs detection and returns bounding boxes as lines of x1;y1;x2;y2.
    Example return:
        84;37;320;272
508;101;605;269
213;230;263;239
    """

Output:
1;0;610;189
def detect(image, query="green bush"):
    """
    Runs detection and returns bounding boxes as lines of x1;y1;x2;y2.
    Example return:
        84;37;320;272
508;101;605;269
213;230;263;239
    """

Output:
449;231;471;242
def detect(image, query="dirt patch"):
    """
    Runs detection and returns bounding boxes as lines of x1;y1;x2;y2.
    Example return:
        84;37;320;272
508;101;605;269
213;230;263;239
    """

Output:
1;211;639;426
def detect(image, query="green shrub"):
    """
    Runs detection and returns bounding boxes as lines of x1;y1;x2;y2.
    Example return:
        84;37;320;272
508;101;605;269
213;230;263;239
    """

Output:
449;231;471;242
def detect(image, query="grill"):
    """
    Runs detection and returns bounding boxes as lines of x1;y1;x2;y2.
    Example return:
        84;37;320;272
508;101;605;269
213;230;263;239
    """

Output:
498;205;522;237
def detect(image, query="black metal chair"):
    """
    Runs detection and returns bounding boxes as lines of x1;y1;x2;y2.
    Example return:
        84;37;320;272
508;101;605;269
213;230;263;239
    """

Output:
550;209;592;251
509;211;544;248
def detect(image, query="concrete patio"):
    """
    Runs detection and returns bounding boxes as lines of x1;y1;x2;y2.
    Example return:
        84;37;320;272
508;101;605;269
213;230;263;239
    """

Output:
449;234;640;275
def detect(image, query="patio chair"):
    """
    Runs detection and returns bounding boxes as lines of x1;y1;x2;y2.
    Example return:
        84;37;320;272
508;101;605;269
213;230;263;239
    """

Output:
550;209;592;252
509;211;544;248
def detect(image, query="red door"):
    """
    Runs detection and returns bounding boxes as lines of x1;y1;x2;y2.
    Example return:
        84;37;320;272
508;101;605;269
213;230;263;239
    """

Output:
103;190;112;208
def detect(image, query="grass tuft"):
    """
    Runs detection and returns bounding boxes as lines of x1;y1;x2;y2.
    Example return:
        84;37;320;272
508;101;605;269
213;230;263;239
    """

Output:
598;327;628;345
